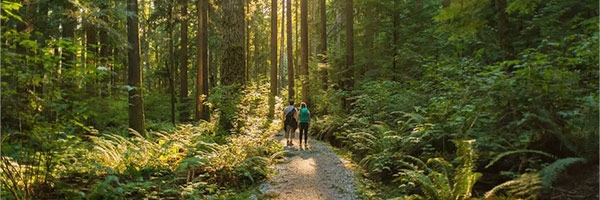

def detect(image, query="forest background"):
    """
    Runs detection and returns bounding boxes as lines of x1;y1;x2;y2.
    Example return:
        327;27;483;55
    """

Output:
1;0;598;199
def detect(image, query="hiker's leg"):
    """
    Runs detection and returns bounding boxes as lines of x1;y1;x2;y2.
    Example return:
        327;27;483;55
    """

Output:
299;125;303;144
304;123;309;144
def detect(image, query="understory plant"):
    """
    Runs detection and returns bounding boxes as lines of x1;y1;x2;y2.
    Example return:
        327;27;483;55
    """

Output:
484;150;588;199
394;140;482;200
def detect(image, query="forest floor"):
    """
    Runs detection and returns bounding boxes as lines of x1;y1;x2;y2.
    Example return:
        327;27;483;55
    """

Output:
258;129;362;200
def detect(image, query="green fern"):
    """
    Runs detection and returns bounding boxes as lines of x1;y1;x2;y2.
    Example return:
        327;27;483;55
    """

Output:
453;140;482;200
399;169;441;199
485;149;556;168
484;173;541;199
539;157;587;190
394;140;481;200
485;156;587;198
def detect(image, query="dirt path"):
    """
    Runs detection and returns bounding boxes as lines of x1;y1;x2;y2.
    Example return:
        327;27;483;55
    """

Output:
259;130;362;200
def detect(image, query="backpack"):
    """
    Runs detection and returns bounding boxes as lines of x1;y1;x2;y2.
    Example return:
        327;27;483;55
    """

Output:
299;108;309;122
285;108;297;127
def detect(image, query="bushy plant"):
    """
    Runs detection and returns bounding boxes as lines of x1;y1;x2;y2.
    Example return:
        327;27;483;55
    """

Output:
395;140;482;200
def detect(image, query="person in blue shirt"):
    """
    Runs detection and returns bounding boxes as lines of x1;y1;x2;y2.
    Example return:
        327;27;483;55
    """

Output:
298;102;310;147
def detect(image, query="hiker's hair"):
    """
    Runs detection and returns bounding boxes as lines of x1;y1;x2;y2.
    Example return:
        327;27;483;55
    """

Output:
301;102;307;108
289;100;294;105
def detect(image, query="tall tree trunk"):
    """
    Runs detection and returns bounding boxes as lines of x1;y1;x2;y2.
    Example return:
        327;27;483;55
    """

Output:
279;0;286;94
127;0;146;134
179;0;190;121
245;0;250;82
342;0;354;110
269;0;278;118
168;4;176;126
221;0;246;86
61;0;76;69
319;0;327;91
495;0;512;60
286;0;294;100
86;22;98;95
99;1;111;96
294;0;299;82
392;12;399;76
300;0;308;104
196;0;209;121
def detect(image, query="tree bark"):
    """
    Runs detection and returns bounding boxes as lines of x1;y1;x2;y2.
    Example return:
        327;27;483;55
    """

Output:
300;0;309;104
269;0;278;118
495;0;512;60
196;0;209;121
319;0;328;91
127;0;146;134
343;0;354;110
221;0;246;86
99;1;111;96
286;0;294;100
279;0;286;94
179;0;190;121
61;0;76;69
168;4;176;126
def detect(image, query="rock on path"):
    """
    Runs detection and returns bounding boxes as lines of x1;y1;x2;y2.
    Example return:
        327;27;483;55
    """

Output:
260;130;362;200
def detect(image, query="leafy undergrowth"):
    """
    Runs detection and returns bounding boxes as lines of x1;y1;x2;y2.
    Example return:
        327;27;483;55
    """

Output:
1;82;284;199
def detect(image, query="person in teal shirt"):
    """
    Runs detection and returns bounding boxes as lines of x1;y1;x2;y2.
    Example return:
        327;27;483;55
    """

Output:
298;102;310;147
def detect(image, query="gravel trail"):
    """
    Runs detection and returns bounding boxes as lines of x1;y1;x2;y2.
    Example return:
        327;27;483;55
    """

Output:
260;130;362;200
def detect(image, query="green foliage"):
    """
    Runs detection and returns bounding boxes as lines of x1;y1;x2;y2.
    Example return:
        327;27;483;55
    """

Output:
485;149;555;168
395;140;482;200
539;157;587;191
506;0;541;14
484;173;542;199
485;148;587;198
434;0;490;41
1;0;22;21
1;125;87;199
207;84;244;135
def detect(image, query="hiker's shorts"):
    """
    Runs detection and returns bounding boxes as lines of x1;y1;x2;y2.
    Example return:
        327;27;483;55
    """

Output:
285;125;296;138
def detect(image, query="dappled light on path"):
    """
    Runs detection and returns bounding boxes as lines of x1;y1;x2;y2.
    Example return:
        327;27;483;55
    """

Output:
261;130;361;200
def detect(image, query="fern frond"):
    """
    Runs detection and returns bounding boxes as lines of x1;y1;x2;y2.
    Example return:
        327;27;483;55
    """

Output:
485;149;555;168
539;157;586;191
399;154;427;169
398;169;440;199
428;171;452;199
484;173;541;199
453;140;481;200
426;157;453;176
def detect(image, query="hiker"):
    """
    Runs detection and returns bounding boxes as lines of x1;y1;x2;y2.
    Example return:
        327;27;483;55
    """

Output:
298;102;310;147
283;100;298;146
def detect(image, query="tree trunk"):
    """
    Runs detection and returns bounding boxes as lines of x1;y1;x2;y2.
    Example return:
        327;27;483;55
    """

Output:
279;0;286;94
300;0;308;104
221;0;246;86
269;0;278;118
127;0;146;134
179;0;190;122
61;0;76;69
495;0;512;60
86;21;98;95
196;0;209;121
168;4;176;126
99;1;111;96
392;12;399;76
245;0;250;83
319;0;327;91
342;0;354;110
286;0;294;100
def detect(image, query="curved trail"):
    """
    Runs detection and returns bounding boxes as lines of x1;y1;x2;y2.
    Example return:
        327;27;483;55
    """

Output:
260;130;362;200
